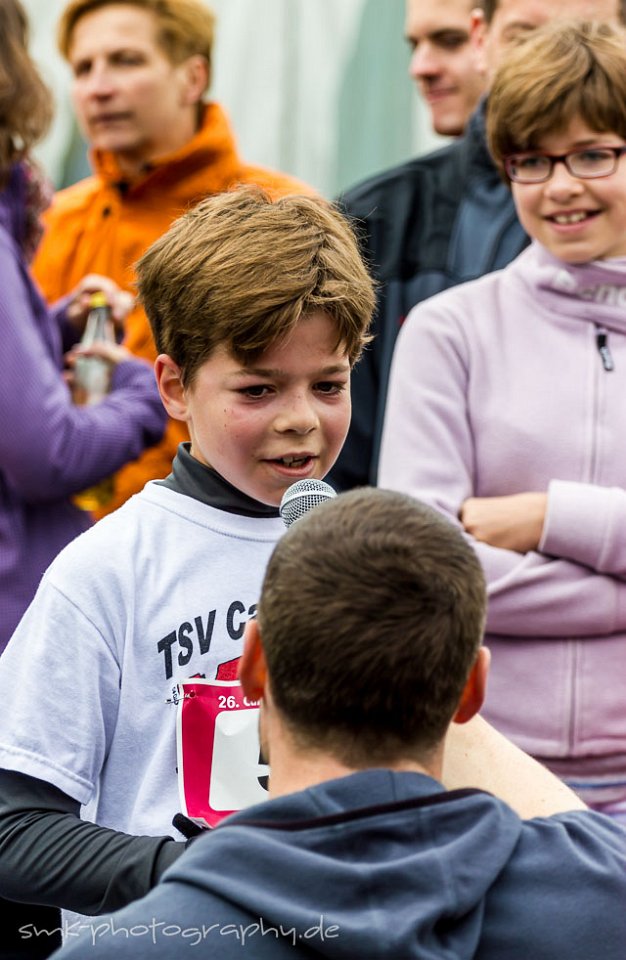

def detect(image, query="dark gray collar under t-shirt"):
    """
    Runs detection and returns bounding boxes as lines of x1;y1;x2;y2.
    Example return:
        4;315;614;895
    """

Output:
158;442;280;518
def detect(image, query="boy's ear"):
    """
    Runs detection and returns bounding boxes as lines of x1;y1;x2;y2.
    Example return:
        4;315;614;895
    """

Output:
238;620;268;703
452;646;490;725
154;354;188;422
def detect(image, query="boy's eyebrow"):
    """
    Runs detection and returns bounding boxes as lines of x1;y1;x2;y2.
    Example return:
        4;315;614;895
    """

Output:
234;363;350;378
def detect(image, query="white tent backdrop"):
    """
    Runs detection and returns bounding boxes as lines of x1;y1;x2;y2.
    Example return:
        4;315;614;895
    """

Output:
22;0;445;197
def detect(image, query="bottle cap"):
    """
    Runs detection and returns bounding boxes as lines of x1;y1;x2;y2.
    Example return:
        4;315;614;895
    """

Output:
90;291;108;309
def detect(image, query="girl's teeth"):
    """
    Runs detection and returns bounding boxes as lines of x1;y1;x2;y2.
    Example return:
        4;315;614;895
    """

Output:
554;212;588;224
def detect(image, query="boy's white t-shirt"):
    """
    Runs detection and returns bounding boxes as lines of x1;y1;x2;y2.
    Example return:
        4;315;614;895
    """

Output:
0;482;285;839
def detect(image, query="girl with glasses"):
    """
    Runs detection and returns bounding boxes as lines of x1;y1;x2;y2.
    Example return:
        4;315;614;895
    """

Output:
379;19;626;824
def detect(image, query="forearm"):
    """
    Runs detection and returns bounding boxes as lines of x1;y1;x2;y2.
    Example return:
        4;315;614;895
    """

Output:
380;311;626;637
540;479;626;577
0;770;184;915
442;716;586;819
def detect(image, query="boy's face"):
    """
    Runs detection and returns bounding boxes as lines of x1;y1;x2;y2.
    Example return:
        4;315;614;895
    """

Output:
160;311;351;506
511;116;626;264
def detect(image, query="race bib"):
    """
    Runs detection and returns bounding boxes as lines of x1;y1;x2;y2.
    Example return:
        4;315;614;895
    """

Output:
176;678;269;828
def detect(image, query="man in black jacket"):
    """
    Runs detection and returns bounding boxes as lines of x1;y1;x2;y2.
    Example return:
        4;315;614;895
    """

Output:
330;0;625;492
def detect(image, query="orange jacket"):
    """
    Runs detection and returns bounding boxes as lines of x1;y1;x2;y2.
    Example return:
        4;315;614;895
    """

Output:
33;102;311;516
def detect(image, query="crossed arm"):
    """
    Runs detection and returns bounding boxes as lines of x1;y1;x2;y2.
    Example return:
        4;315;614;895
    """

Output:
379;301;626;638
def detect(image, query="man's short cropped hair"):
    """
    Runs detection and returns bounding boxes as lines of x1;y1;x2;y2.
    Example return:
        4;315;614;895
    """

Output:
136;187;375;385
258;488;486;768
487;20;626;178
58;0;215;86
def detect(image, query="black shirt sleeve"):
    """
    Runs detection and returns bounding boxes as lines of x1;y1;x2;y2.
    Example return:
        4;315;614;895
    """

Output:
0;769;185;915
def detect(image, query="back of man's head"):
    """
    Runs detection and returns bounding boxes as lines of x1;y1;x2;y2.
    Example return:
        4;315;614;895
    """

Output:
57;0;215;72
257;488;486;768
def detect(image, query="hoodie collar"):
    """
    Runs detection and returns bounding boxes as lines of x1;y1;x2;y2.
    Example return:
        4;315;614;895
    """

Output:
517;241;626;334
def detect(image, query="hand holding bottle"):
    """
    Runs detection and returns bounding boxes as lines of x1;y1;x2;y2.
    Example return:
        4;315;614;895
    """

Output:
65;273;134;335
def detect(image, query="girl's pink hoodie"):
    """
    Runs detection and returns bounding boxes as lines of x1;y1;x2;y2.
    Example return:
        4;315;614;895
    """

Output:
380;241;626;797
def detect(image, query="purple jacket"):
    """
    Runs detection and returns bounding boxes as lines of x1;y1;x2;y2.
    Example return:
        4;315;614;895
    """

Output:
0;165;166;652
379;242;626;790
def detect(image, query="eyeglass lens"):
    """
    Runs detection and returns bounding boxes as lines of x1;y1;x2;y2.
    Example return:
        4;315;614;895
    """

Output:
508;149;620;182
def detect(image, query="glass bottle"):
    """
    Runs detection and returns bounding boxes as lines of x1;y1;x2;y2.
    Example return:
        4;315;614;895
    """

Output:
73;292;115;510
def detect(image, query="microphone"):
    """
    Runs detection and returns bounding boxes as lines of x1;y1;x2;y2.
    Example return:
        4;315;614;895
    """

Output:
279;479;337;527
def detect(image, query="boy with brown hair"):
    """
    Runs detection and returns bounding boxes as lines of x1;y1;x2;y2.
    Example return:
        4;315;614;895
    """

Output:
32;0;311;516
0;188;374;928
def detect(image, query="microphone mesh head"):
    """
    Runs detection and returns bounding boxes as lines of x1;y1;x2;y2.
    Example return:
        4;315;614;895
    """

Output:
279;479;337;527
